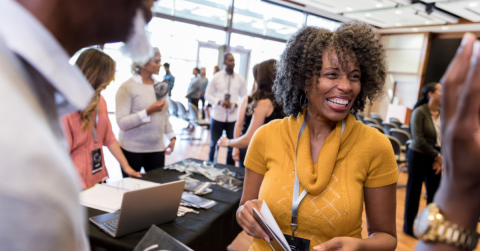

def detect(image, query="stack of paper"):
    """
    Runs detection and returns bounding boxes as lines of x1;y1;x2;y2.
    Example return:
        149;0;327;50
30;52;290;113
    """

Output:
79;178;160;213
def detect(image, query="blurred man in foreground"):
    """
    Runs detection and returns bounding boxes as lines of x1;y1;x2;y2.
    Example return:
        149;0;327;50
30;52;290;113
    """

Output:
0;0;155;250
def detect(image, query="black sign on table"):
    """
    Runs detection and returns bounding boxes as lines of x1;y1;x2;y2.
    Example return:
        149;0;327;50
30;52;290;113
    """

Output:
87;158;244;251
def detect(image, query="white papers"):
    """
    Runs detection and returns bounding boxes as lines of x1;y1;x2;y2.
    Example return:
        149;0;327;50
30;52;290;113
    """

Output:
79;178;161;213
108;177;160;191
259;201;291;251
80;184;125;213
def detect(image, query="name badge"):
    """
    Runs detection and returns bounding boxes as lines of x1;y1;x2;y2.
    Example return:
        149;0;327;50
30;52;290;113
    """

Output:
283;234;310;251
91;148;103;174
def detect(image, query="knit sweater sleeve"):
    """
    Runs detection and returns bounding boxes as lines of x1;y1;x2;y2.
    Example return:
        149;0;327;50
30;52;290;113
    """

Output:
244;124;268;175
364;131;399;188
115;82;145;131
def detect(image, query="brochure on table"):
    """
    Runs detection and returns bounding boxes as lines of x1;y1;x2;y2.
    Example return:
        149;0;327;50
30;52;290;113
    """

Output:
80;178;161;213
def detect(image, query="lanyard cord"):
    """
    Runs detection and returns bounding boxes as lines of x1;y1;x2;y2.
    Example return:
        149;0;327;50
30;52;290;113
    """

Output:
291;117;345;238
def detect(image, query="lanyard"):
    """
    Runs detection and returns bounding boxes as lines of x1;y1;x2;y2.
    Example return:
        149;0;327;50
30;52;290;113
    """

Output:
90;105;99;149
291;117;345;237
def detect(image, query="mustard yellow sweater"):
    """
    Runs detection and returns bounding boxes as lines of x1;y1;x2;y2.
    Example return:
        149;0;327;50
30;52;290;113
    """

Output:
245;111;399;251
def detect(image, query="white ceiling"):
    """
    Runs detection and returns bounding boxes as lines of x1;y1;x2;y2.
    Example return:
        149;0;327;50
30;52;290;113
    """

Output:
436;0;480;22
293;0;403;14
343;3;458;28
379;22;480;33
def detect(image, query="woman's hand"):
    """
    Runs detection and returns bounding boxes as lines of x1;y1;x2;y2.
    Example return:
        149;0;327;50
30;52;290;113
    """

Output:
217;136;229;147
236;200;270;243
432;154;443;175
123;166;144;178
232;148;240;162
146;100;165;115
164;138;176;155
313;237;362;251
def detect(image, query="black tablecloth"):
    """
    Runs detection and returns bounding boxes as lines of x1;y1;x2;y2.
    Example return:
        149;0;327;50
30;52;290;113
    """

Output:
87;159;244;251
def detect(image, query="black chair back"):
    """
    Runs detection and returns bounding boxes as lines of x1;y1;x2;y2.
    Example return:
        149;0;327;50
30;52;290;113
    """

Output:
387;135;402;156
356;114;364;122
176;101;188;119
368;124;385;134
401;125;411;135
363;117;379;126
382;122;399;135
187;103;200;120
167;98;178;117
390;128;411;146
390;118;403;128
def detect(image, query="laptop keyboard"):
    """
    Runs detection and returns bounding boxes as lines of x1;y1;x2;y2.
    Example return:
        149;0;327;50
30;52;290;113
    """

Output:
102;220;118;233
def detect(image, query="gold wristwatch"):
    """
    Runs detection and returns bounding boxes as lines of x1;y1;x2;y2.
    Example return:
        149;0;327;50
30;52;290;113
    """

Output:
414;203;479;250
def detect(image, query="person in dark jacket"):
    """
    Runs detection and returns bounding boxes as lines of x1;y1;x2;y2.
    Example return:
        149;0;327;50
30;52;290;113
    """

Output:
403;82;443;237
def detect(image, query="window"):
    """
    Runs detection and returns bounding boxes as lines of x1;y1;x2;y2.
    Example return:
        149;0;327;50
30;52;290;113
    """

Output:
306;14;342;31
230;33;286;92
153;0;230;27
233;0;304;40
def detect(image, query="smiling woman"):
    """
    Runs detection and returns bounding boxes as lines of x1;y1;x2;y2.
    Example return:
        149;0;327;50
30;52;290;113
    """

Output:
237;21;399;251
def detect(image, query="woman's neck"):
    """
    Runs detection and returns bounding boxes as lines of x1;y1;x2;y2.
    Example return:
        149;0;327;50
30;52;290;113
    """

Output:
428;99;439;112
139;70;153;85
306;107;337;138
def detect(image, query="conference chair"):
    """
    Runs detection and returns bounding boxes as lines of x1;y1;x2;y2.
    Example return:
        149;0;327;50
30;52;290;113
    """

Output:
368;124;385;134
390;117;404;129
167;97;178;117
387;135;407;188
175;101;189;122
370;112;383;125
363;117;379;126
356;113;364;122
184;103;211;143
401;125;411;135
390;128;411;152
382;121;399;135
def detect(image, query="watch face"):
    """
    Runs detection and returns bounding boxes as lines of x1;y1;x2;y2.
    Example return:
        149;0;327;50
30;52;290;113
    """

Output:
414;208;431;236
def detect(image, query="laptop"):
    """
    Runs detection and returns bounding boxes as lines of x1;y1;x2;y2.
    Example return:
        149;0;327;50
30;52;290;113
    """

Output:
89;180;185;238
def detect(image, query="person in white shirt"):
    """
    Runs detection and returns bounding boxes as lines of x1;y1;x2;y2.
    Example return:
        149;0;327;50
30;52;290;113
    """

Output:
0;0;153;250
205;53;247;165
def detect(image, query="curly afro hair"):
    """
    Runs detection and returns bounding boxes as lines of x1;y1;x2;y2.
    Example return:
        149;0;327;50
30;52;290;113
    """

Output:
274;21;387;117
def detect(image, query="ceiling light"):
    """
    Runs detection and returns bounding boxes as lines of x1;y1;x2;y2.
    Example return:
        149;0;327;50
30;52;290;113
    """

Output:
469;2;478;7
442;26;449;30
365;13;372;17
412;28;419;32
395;10;402;14
425;21;432;25
376;3;383;8
395;23;402;26
346;7;353;11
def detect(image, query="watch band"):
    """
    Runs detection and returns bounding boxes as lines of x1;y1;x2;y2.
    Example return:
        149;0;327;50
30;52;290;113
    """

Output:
435;220;479;250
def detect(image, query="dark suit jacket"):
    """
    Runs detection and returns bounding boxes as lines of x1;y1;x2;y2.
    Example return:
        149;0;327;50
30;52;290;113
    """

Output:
409;104;441;158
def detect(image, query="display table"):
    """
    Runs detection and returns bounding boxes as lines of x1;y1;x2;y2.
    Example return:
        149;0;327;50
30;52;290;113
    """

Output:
86;158;244;251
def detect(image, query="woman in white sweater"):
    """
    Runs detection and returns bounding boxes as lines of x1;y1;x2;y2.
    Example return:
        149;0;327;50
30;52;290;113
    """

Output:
115;48;176;176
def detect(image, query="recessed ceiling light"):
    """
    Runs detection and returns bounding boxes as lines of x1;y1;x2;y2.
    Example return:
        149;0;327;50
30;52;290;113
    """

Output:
442;26;449;30
346;7;353;11
469;2;478;7
365;13;372;17
376;3;383;8
412;28;419;32
425;21;432;25
396;23;402;26
395;10;402;14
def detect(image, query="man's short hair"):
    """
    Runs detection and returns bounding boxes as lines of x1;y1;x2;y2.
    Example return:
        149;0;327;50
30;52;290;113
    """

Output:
194;67;200;73
224;52;233;61
163;63;170;67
